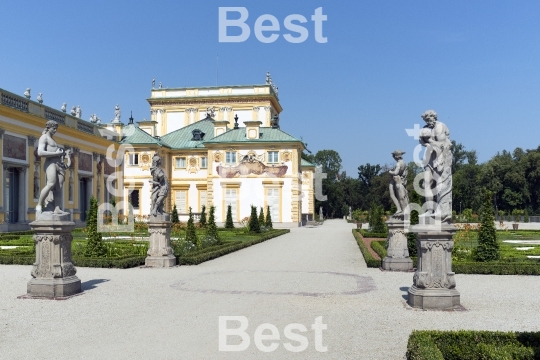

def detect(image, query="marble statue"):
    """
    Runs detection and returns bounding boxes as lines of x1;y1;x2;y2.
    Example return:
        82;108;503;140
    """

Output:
24;88;31;99
70;106;77;116
113;104;121;123
159;82;162;89
61;103;67;112
389;150;409;218
149;152;169;216
206;106;215;118
37;93;43;104
89;114;97;123
35;121;72;217
75;105;82;119
419;110;453;223
152;78;155;88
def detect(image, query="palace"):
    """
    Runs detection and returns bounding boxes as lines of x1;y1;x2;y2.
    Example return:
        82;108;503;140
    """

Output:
0;74;315;230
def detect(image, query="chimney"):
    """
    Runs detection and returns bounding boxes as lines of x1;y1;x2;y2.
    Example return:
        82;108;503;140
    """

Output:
243;120;262;140
213;120;229;137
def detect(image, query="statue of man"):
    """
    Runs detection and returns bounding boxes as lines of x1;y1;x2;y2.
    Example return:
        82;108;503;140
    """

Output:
389;150;409;218
149;153;169;216
75;106;81;119
419;110;453;223
114;104;121;121
36;121;71;216
70;106;77;116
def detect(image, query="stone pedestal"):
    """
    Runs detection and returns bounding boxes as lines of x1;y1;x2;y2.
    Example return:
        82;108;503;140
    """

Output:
407;221;460;310
382;218;413;271
27;213;81;298
145;214;176;267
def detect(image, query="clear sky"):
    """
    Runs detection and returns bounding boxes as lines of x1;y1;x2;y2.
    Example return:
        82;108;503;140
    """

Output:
1;1;539;175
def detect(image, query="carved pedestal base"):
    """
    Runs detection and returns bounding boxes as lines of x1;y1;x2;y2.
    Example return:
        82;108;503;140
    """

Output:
382;219;413;271
145;214;176;267
27;214;81;298
407;223;460;310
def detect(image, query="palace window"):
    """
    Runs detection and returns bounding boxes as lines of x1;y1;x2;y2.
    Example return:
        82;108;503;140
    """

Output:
175;157;187;168
225;188;238;220
200;157;208;168
268;151;279;163
128;153;139;166
225;152;236;165
175;190;187;213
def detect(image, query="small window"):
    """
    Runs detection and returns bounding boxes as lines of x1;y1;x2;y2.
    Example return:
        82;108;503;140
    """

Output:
128;153;139;166
130;189;140;209
268;151;279;163
201;157;208;168
226;152;236;165
176;157;186;168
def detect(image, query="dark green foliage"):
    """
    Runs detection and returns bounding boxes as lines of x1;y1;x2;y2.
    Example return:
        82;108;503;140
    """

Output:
200;205;207;227
371;240;387;259
171;204;179;223
265;206;273;228
524;209;530;223
225;205;234;229
179;229;290;265
258;207;265;227
205;206;220;243
452;261;540;275
368;204;386;233
352;230;382;268
359;229;387;238
186;207;200;249
475;189;500;261
84;197;107;257
248;205;261;233
407;191;420;257
407;330;540;360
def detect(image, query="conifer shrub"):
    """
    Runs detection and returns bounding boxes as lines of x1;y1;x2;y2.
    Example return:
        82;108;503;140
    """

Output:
265;206;273;229
84;196;107;257
186;207;200;250
205;206;220;243
200;205;207;227
225;205;234;229
259;207;265;227
171;204;179;224
475;189;500;262
248;205;261;233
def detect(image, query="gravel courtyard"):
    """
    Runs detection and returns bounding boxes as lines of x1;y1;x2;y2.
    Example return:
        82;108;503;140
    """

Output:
1;220;539;359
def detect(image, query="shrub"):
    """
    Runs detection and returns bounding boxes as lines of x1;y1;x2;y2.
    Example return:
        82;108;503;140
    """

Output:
258;207;265;227
248;205;261;233
524;209;530;223
225;205;234;229
84;197;107;257
371;240;387;259
205;206;220;243
199;205;207;227
185;207;200;250
265;206;273;229
171;204;179;223
352;230;381;268
462;208;473;223
475;189;500;262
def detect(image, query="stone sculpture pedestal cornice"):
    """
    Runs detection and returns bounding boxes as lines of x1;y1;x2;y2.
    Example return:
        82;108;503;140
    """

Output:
27;213;81;298
145;214;176;267
407;219;460;310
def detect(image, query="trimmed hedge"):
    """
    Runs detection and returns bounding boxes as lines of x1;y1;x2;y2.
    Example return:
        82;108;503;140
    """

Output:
453;261;540;275
371;240;387;259
73;256;146;269
360;229;388;238
352;230;381;268
179;229;290;265
407;330;540;360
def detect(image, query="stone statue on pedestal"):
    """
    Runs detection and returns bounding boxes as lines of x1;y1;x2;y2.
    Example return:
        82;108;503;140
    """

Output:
149;152;169;216
24;88;31;99
75;105;82;119
113;104;121;123
389;150;409;219
419;110;452;223
70;106;77;116
61;103;67;113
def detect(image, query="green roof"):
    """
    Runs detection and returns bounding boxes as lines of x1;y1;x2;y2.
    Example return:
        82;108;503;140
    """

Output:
301;159;315;167
204;127;301;144
120;124;165;146
160;118;217;149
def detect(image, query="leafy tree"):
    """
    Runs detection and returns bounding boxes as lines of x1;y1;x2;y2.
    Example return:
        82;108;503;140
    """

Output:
225;205;234;228
258;207;265;227
199;205;207;227
265;206;273;229
358;163;381;190
84;196;107;257
186;207;200;249
524;209;529;223
205;206;220;243
171;204;179;224
475;189;499;262
248;205;261;233
372;205;386;233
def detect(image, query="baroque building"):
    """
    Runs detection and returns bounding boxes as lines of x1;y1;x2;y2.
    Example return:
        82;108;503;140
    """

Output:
108;76;315;226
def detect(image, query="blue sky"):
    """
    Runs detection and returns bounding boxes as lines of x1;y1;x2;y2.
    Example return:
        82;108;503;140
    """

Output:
1;1;539;175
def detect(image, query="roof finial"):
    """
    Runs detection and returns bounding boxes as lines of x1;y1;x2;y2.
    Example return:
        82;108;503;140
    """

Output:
129;111;134;124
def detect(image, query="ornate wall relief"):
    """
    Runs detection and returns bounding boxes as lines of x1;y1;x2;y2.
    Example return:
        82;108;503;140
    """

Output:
3;134;26;161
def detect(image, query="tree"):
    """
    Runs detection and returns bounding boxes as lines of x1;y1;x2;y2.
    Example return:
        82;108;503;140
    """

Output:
248;205;261;233
265;206;273;229
258;207;265;227
199;205;207;227
84;196;107;257
225;205;234;228
475;189;499;262
358;163;381;190
205;206;220;243
186;207;200;249
171;204;179;224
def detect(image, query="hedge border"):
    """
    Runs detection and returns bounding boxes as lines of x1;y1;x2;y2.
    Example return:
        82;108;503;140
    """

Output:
352;229;381;268
406;330;540;360
371;240;387;259
179;229;290;265
359;229;388;238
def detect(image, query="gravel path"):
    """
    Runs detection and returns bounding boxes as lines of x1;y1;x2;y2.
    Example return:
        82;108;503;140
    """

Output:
1;220;539;359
